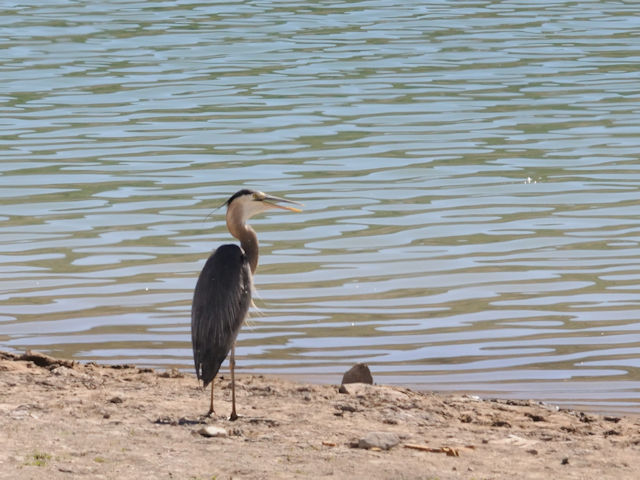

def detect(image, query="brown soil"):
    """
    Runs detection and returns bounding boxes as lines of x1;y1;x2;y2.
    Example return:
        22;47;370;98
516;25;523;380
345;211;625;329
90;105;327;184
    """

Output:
1;350;639;479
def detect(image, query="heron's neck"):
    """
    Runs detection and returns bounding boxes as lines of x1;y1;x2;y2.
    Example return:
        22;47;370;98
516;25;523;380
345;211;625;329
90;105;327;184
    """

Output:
227;218;259;274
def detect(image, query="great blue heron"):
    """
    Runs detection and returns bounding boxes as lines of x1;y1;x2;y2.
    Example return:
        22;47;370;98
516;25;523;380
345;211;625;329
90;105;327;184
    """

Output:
191;189;302;420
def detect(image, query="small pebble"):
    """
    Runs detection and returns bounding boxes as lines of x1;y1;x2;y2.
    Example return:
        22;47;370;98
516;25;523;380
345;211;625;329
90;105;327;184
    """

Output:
198;426;228;438
357;432;400;451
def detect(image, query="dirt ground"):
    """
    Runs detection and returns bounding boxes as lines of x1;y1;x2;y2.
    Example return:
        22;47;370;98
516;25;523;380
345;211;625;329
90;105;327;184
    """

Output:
0;350;639;480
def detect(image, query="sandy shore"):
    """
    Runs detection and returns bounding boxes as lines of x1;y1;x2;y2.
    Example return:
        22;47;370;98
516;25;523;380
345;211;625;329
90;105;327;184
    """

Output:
1;350;638;479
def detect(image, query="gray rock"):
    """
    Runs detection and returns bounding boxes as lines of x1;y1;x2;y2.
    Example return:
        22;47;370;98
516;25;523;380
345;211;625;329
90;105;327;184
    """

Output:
357;432;400;450
341;363;373;385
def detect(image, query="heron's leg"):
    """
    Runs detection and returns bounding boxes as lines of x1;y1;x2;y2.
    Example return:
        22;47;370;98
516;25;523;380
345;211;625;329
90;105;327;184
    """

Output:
206;382;215;417
229;344;238;421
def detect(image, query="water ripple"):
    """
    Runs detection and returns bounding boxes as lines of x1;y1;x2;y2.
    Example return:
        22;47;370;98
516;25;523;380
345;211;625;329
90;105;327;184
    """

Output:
1;1;640;412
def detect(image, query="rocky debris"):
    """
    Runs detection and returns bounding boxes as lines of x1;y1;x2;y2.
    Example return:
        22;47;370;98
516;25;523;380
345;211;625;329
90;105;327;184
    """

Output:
50;365;88;379
154;416;206;426
338;382;377;396
248;417;280;427
15;350;75;369
198;425;228;438
334;403;360;416
10;405;39;420
1;349;639;480
158;368;184;378
341;363;373;385
355;432;400;450
492;420;512;428
525;412;546;422
337;382;414;407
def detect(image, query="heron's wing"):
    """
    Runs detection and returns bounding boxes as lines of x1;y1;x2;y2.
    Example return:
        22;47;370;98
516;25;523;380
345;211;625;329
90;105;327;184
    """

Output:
191;244;252;387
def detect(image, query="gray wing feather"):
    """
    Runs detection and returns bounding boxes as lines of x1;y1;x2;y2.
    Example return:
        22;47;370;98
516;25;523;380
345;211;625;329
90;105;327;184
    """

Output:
191;244;252;387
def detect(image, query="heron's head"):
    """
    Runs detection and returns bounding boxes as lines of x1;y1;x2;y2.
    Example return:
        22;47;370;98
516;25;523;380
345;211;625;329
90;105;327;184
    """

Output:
225;189;302;225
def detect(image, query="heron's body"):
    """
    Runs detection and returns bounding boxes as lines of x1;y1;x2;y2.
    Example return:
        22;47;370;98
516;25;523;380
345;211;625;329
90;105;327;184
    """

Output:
190;189;301;419
191;244;251;388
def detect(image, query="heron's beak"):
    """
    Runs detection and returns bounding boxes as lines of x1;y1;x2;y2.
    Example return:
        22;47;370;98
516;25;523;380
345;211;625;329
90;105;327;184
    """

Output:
260;193;303;213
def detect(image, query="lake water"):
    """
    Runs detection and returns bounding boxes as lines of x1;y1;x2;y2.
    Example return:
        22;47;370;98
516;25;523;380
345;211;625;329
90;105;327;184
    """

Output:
1;1;640;414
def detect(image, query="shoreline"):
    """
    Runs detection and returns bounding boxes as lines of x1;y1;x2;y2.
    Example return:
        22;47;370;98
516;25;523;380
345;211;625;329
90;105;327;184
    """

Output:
7;347;634;417
1;349;639;479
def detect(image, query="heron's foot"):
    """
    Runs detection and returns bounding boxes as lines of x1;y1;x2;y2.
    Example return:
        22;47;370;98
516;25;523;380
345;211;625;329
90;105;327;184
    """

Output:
205;408;215;418
229;411;239;421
